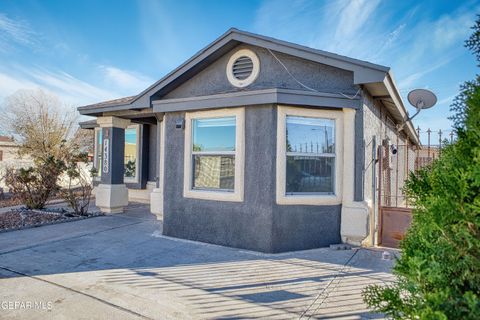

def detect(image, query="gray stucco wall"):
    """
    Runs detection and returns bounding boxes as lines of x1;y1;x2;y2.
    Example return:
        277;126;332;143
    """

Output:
362;91;418;209
163;44;356;100
162;105;341;253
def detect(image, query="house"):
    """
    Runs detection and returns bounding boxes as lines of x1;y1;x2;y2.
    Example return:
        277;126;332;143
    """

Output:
0;136;17;163
0;136;33;190
78;28;419;253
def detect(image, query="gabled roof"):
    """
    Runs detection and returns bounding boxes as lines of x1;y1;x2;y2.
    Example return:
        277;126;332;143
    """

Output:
77;28;418;145
78;28;389;114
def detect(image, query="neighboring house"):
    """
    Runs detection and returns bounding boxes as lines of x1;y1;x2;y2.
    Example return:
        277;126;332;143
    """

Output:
78;28;419;253
0;136;33;190
0;136;18;162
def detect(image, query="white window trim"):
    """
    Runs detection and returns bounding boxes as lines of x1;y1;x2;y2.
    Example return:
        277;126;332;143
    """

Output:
276;105;343;205
124;124;141;183
184;107;245;202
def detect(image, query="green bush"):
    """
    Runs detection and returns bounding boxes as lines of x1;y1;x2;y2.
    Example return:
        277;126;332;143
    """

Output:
363;18;480;319
4;156;65;209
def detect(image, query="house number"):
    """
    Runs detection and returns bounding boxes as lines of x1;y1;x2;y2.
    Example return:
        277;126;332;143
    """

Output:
103;139;109;173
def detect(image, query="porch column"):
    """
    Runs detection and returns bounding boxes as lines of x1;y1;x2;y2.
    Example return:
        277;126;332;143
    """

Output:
95;116;131;213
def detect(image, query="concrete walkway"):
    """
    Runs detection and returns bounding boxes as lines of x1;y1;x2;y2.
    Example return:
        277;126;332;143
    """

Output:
0;203;394;319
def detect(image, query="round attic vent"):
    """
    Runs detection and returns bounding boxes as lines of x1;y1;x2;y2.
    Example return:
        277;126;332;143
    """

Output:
226;49;260;88
232;56;253;80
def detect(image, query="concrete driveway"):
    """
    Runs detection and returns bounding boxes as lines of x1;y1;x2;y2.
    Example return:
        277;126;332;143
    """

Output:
0;203;394;319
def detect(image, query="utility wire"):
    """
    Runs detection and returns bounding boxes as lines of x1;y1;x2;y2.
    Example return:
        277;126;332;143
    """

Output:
267;48;361;100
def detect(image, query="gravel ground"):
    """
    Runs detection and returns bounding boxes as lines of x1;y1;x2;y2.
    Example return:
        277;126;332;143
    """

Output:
0;197;23;208
0;209;101;231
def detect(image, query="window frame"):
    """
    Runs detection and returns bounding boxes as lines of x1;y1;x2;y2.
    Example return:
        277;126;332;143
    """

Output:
276;105;343;205
184;108;245;202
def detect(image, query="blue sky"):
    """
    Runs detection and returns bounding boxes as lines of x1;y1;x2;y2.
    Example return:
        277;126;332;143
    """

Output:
0;0;478;138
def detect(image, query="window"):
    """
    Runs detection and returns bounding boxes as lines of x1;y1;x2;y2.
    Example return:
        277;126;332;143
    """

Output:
286;116;335;194
192;117;236;190
94;128;102;178
276;106;343;205
124;126;139;181
94;124;140;181
184;108;245;202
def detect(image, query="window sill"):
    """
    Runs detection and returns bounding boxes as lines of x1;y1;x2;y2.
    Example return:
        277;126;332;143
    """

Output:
276;194;341;206
183;188;243;202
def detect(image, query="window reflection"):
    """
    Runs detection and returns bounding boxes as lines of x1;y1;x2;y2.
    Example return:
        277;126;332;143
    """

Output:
193;117;236;152
192;117;236;191
285;116;335;194
124;127;137;179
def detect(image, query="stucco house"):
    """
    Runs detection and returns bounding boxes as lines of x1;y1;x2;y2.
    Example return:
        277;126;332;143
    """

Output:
78;28;418;253
0;136;33;190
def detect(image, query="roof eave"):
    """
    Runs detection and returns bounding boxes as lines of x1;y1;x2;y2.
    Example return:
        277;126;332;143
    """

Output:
382;72;420;146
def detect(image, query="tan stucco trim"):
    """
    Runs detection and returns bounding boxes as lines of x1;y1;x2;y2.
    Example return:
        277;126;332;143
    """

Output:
276;105;344;205
96;116;131;129
183;107;245;202
342;108;355;203
151;118;166;215
340;108;370;245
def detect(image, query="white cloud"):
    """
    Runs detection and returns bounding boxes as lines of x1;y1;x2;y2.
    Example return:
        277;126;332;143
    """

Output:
432;11;475;51
0;72;38;97
0;65;121;106
333;0;380;40
0;13;39;52
0;63;156;108
398;57;454;89
99;66;153;93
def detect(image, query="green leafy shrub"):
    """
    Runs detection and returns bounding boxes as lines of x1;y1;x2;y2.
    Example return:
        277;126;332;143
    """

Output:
4;156;65;209
363;18;480;319
124;159;136;178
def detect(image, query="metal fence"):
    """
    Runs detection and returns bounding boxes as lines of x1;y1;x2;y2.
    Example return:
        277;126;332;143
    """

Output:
378;128;455;208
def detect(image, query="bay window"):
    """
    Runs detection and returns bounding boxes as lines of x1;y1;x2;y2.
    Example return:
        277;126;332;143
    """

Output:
184;108;245;201
277;106;343;205
192;117;236;190
286;116;335;194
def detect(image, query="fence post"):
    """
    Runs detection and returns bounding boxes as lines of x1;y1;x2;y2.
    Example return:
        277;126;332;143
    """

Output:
439;129;443;156
427;128;431;160
377;143;383;245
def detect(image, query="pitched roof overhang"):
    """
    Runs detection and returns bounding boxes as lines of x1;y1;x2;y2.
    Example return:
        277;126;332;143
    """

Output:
77;28;419;145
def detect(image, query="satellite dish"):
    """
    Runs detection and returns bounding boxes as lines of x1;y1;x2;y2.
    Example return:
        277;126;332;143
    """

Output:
397;88;437;132
407;89;437;110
